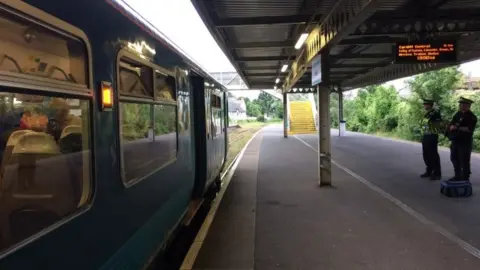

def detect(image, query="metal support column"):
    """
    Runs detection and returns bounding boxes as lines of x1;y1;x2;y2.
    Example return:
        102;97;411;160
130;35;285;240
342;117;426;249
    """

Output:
338;90;344;137
283;93;288;138
317;85;332;186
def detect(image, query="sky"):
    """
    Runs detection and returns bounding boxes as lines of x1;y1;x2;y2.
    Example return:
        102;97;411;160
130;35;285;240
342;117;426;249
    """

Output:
124;0;480;100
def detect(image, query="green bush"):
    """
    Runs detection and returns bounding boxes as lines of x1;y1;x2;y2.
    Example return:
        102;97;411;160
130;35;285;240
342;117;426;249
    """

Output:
335;66;480;152
256;115;266;122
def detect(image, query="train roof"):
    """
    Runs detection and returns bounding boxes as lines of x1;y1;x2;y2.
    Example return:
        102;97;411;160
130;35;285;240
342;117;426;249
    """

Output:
109;0;226;91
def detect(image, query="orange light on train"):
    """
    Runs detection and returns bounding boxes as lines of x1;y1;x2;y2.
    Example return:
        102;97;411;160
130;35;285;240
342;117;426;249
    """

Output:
101;81;113;111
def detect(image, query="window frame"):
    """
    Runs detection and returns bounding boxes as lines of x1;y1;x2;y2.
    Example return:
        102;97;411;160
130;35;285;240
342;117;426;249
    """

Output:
0;1;95;259
116;49;179;188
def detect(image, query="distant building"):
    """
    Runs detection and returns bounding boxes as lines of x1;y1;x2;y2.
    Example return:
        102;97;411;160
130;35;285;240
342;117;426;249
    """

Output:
455;75;480;97
457;76;480;91
228;97;247;121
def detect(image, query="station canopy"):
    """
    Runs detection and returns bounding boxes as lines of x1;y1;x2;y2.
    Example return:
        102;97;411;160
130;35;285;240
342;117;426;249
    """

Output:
191;0;480;93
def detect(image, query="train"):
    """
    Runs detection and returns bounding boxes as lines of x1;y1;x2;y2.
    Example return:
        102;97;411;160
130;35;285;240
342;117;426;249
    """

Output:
0;0;228;269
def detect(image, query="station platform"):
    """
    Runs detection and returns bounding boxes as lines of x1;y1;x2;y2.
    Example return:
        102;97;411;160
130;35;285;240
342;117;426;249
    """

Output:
185;125;480;270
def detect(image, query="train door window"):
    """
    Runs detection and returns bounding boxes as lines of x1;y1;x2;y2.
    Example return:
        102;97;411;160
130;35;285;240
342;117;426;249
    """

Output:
217;95;222;136
204;84;211;139
0;5;92;254
117;53;177;186
175;71;189;134
210;93;222;138
216;95;224;135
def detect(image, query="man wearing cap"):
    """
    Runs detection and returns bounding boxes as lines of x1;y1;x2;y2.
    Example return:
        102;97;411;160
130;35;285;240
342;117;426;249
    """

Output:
420;99;443;180
446;97;477;181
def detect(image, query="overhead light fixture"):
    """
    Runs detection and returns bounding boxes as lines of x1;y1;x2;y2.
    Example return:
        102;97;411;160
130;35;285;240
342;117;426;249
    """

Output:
294;33;309;50
281;64;288;72
275;78;280;84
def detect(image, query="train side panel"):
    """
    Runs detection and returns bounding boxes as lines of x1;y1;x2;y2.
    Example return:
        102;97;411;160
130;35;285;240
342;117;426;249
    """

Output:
0;1;197;269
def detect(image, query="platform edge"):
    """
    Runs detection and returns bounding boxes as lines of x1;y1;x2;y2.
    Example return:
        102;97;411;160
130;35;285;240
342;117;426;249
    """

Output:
179;128;264;270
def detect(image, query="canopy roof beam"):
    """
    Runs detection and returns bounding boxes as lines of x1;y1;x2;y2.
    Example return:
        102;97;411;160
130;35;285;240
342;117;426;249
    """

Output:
214;15;317;27
283;0;391;92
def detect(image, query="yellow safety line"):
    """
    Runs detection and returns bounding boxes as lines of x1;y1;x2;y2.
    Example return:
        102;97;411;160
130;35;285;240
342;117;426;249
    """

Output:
179;128;264;270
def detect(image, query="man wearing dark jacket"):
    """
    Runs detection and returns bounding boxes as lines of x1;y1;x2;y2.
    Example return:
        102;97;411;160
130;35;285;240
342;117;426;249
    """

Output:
446;97;477;181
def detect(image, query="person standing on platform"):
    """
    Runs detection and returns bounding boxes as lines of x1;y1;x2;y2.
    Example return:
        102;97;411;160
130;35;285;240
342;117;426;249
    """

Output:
420;99;443;180
446;97;477;181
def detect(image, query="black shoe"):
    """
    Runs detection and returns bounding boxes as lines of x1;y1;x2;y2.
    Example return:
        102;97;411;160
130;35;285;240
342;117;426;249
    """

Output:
420;172;431;178
448;176;459;181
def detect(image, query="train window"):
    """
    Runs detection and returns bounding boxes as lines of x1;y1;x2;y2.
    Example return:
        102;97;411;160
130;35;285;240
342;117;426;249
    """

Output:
119;59;153;98
154;104;177;158
118;55;177;185
0;91;91;253
119;103;152;141
0;9;87;85
210;94;222;109
211;95;217;108
155;70;176;101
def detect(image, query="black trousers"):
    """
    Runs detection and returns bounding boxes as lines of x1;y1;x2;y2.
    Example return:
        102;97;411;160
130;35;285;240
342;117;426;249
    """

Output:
422;134;441;175
450;140;473;180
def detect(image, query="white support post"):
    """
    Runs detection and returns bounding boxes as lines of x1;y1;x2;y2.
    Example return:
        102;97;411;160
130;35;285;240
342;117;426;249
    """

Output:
317;85;332;186
338;90;345;136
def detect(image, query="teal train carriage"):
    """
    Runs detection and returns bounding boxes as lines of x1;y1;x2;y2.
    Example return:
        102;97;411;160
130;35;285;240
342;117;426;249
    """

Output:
0;0;228;269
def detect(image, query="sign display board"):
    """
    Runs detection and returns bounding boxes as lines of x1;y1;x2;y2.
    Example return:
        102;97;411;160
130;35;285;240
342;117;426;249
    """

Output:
395;41;457;64
311;54;322;86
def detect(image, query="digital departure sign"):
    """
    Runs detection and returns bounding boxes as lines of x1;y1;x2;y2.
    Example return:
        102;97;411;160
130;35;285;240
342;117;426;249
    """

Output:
395;41;457;64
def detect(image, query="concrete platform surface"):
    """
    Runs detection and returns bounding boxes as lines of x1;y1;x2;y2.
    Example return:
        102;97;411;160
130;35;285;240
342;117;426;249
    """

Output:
298;129;480;249
192;125;480;270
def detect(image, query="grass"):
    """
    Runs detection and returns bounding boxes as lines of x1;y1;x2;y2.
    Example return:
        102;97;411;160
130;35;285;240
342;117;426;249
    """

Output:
268;118;283;124
374;131;403;140
222;121;270;173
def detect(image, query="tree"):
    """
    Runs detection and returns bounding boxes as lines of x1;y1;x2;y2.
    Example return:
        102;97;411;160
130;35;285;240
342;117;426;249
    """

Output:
257;91;276;116
397;67;462;142
343;84;400;133
329;93;339;128
273;100;284;119
244;97;261;117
